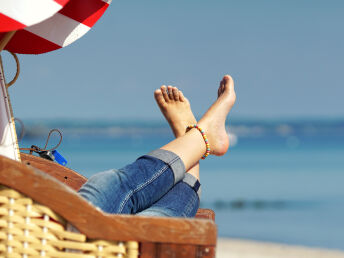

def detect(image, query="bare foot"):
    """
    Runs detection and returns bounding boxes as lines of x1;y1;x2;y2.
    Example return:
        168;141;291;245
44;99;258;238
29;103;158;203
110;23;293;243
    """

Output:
197;75;236;156
154;85;197;137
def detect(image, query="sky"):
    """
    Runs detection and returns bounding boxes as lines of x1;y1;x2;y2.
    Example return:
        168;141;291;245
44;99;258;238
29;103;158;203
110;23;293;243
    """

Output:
3;0;344;120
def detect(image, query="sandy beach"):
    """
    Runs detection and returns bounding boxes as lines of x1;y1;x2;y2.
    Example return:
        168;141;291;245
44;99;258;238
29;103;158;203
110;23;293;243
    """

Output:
217;238;344;258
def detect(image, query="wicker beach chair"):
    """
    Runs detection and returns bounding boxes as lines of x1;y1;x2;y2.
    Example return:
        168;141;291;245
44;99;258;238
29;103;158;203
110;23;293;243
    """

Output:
0;154;217;257
0;43;217;258
1;12;217;255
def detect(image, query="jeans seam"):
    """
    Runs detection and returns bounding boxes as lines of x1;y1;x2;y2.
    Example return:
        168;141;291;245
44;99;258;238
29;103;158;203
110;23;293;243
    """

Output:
118;162;171;213
167;156;181;182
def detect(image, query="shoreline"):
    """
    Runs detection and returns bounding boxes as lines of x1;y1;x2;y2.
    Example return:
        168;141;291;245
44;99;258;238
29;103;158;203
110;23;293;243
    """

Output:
217;238;344;258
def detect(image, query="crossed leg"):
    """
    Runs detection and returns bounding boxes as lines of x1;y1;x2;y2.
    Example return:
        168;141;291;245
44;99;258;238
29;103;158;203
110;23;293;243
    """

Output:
137;85;201;217
78;75;236;217
154;84;200;181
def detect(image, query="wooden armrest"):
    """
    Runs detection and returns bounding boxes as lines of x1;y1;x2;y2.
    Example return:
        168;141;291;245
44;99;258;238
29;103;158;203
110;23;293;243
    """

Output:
0;155;217;246
195;208;215;221
21;153;87;190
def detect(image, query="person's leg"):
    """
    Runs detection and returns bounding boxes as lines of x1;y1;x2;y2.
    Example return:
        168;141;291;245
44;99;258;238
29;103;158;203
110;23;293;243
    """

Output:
78;85;199;216
137;86;201;217
138;75;235;217
137;173;200;217
154;85;200;180
78;149;185;214
79;75;235;215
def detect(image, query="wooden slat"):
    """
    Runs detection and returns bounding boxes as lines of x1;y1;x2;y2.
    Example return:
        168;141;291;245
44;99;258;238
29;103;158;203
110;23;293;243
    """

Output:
0;155;217;246
140;242;156;258
140;243;216;258
159;243;197;258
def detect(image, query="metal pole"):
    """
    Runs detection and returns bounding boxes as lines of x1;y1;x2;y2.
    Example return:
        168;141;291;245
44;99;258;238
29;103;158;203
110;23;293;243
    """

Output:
0;54;21;161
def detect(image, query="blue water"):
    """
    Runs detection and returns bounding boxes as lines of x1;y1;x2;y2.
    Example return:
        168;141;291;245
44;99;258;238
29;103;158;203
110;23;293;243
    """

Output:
20;120;344;250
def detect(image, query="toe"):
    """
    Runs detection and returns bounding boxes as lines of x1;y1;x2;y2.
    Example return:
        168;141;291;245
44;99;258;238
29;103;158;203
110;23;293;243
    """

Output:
223;75;234;92
161;85;170;102
179;90;186;102
154;89;165;105
223;75;236;103
172;87;179;101
167;86;174;101
218;79;225;97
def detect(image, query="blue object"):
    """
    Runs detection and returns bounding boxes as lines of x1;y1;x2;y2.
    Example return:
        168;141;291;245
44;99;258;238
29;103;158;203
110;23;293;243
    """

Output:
52;150;67;166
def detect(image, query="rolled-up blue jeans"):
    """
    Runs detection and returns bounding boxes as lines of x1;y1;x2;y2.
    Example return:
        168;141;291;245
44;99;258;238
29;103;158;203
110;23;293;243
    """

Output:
78;149;201;217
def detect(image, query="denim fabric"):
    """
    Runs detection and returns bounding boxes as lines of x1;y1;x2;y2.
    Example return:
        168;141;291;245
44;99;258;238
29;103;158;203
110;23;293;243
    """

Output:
78;149;200;217
137;173;200;217
147;149;185;184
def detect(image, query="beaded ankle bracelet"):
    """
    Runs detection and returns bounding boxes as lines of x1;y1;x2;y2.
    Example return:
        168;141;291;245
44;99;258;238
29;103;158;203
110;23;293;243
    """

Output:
186;124;211;159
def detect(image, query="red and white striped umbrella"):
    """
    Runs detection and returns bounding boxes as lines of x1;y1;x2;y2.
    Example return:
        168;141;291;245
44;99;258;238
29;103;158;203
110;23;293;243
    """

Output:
0;0;70;32
0;0;112;54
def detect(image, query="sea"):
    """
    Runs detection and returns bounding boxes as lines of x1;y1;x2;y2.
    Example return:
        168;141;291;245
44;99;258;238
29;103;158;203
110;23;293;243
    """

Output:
19;119;344;250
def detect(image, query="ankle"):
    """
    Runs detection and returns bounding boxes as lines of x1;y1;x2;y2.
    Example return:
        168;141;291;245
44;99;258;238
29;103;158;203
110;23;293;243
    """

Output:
186;125;210;160
197;121;211;141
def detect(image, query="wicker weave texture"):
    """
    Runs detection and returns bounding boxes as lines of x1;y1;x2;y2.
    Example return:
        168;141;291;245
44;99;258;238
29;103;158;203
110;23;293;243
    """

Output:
0;186;139;257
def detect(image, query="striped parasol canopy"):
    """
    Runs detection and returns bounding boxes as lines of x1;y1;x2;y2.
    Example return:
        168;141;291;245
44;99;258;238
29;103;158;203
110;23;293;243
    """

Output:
0;0;112;54
0;0;70;32
0;0;112;161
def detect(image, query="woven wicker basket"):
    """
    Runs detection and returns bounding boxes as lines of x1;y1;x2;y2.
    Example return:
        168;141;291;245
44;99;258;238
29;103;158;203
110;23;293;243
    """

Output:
0;185;139;258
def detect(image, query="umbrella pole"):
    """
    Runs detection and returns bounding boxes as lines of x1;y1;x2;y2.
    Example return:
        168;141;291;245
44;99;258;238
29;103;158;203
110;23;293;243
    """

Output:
0;31;16;52
0;32;21;161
